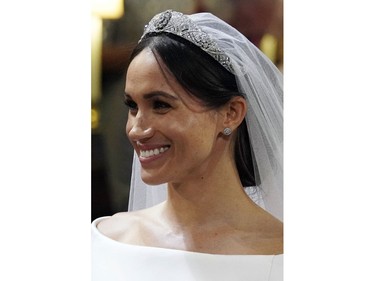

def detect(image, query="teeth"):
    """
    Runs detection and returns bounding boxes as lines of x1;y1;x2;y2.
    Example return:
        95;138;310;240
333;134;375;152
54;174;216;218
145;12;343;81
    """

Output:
140;146;169;158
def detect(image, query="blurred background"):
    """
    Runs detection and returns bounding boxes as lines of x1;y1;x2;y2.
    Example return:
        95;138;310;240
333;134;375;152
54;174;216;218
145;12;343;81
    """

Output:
91;0;283;221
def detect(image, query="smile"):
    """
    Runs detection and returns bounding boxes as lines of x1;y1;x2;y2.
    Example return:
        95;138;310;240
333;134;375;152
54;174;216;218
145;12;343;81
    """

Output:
140;146;170;158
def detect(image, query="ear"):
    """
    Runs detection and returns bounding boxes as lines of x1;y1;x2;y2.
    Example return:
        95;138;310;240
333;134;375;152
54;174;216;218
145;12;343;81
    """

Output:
221;96;247;131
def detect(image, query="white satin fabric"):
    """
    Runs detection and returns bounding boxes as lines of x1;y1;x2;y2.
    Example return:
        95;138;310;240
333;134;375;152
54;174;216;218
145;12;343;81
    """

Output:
92;217;283;281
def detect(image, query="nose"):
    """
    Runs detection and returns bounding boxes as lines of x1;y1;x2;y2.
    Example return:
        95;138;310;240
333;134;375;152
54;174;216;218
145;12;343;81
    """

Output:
126;112;154;142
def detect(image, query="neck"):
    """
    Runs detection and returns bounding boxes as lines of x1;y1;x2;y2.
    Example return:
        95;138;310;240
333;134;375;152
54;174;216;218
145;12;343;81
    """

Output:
164;153;258;228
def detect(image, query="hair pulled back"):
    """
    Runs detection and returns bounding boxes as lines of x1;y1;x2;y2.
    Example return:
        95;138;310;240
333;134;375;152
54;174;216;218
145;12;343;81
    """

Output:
129;33;257;187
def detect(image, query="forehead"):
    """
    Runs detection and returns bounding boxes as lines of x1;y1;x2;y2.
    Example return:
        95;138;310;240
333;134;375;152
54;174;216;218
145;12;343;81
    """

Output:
125;48;184;95
125;48;206;111
125;49;170;94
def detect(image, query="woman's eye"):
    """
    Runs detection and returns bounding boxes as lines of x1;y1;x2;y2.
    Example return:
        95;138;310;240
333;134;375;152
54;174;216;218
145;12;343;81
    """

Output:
124;100;138;112
153;100;171;111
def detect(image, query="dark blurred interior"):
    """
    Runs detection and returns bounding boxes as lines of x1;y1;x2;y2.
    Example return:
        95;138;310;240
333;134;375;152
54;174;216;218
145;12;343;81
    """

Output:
91;0;283;221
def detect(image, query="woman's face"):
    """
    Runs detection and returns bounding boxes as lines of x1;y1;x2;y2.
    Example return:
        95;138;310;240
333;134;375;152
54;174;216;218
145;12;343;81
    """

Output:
125;48;225;185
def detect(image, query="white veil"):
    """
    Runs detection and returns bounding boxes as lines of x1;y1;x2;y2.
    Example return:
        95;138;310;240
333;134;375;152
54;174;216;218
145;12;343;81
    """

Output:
128;11;283;221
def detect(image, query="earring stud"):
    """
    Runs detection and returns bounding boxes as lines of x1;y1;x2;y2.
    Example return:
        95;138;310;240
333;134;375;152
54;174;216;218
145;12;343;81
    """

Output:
223;127;232;136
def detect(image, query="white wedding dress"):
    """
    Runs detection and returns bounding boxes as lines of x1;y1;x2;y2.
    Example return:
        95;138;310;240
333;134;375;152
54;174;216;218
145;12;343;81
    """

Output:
92;217;283;281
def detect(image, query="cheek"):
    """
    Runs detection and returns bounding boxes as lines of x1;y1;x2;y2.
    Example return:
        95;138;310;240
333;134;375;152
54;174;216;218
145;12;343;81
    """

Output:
170;114;218;152
125;117;132;137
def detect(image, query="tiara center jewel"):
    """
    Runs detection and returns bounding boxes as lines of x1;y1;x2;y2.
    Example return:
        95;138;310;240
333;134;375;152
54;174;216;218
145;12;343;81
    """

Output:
154;10;172;30
140;10;233;73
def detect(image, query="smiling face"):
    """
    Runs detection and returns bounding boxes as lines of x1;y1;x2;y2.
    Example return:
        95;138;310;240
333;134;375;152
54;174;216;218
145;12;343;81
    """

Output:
125;49;226;185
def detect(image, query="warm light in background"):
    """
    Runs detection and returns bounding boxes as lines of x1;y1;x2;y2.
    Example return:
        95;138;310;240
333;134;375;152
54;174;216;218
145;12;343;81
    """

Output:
92;0;124;19
91;15;102;105
260;34;278;64
91;0;124;129
91;108;100;130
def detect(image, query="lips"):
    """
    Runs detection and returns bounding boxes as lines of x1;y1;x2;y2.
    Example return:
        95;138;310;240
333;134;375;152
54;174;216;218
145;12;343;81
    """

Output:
140;146;170;158
137;143;171;164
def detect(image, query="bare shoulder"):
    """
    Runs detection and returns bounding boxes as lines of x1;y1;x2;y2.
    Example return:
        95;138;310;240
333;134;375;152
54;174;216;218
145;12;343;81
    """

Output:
96;205;163;243
261;212;283;236
263;216;283;253
246;211;283;254
96;212;139;240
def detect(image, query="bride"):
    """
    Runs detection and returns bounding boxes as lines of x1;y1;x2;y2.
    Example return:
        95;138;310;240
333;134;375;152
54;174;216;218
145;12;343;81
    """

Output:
92;10;283;280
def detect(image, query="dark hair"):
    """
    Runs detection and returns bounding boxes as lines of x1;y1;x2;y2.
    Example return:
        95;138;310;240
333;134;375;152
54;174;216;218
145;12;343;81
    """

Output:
129;33;257;187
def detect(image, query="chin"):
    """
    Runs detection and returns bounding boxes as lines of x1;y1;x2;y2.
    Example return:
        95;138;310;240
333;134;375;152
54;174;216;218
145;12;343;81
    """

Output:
140;172;168;186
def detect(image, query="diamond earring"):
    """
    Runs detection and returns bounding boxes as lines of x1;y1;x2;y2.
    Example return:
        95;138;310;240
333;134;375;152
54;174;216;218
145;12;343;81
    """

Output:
223;127;232;136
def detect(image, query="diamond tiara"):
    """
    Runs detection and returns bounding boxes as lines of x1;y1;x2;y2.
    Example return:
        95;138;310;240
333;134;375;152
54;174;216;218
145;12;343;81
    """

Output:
140;10;233;73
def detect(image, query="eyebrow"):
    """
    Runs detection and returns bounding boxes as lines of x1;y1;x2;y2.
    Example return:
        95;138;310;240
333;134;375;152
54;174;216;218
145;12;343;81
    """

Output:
124;91;178;101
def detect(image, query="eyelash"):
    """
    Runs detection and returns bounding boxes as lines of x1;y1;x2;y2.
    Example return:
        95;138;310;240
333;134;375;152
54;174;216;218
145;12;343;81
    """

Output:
124;99;137;111
124;99;172;113
153;100;171;110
